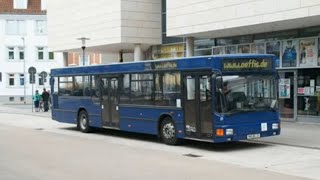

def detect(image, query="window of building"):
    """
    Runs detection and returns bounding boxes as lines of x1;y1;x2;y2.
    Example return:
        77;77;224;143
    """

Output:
20;97;24;102
14;0;28;9
0;72;2;82
6;20;26;35
8;47;14;60
19;47;24;60
37;47;44;60
41;0;47;10
9;97;14;101
36;20;47;34
9;74;15;86
20;74;24;86
49;52;54;60
38;74;44;86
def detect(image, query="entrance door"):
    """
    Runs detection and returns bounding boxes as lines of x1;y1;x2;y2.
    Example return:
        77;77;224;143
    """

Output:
278;71;297;121
183;72;213;139
101;76;120;128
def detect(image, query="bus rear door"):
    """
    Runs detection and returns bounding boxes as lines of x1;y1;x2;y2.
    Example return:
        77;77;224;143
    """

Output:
100;76;120;128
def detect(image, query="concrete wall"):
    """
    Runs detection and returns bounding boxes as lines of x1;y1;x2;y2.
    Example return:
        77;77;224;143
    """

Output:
48;0;161;53
167;0;320;37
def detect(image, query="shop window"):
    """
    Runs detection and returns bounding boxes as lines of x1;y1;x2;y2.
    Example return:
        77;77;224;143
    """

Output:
266;42;280;68
282;40;298;67
212;47;224;55
299;38;317;67
225;46;237;54
238;44;250;54
195;49;212;56
251;43;265;54
297;69;320;116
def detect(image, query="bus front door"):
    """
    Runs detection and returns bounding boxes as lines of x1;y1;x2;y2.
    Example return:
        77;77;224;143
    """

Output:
183;73;213;139
101;77;120;128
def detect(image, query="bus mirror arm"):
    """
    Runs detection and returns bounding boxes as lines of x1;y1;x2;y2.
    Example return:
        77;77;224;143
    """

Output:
270;100;277;112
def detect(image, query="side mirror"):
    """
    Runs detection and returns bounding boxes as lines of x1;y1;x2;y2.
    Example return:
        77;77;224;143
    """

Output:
270;100;277;109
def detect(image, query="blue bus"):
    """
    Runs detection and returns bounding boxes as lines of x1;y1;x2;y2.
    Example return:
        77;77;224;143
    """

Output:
50;54;280;145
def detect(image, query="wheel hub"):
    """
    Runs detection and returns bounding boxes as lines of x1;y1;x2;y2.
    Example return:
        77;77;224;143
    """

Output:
80;115;87;129
163;123;175;139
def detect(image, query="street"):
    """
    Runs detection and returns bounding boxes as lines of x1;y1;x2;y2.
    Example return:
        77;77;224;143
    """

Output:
0;110;319;180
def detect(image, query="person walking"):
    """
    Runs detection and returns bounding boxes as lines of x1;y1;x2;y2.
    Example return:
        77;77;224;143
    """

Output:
33;90;41;112
41;88;50;112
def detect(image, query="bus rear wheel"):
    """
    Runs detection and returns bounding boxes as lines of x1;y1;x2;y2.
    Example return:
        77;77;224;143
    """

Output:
78;110;92;133
160;117;178;145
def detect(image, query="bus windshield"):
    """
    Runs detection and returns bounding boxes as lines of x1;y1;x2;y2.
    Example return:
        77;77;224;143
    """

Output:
216;75;277;114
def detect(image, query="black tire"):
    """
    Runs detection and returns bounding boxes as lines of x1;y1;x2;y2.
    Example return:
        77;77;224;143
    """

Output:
78;110;92;133
160;117;178;145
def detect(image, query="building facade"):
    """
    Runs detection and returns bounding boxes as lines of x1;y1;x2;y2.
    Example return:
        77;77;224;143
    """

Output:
0;0;64;103
47;0;320;123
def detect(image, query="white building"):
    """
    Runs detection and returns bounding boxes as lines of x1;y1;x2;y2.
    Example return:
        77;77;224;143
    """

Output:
48;0;320;123
0;0;65;103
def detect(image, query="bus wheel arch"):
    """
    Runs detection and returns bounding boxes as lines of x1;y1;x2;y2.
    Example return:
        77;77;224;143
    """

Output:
158;115;178;145
77;108;92;133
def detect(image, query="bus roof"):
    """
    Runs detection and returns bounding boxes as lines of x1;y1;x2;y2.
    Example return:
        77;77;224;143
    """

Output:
51;54;276;76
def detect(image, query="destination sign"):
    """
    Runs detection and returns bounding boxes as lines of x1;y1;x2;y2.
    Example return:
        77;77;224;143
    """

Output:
222;58;273;71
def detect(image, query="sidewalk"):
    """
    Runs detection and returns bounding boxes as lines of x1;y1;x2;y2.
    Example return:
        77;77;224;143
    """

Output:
0;103;319;149
0;103;51;118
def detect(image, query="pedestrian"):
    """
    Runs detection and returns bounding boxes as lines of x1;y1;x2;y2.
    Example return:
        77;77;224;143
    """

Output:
33;90;41;112
41;88;50;112
47;90;51;109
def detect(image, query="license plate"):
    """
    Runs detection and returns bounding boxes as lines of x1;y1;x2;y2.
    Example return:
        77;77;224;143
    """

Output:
247;133;260;139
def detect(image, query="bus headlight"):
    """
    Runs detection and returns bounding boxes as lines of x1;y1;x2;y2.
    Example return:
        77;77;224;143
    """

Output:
272;123;279;130
226;128;233;135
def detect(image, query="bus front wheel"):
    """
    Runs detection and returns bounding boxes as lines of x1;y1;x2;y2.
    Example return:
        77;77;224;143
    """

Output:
78;110;92;133
160;117;178;145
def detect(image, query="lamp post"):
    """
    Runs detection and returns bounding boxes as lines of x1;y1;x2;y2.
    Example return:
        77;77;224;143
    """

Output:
77;37;90;66
21;37;26;104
